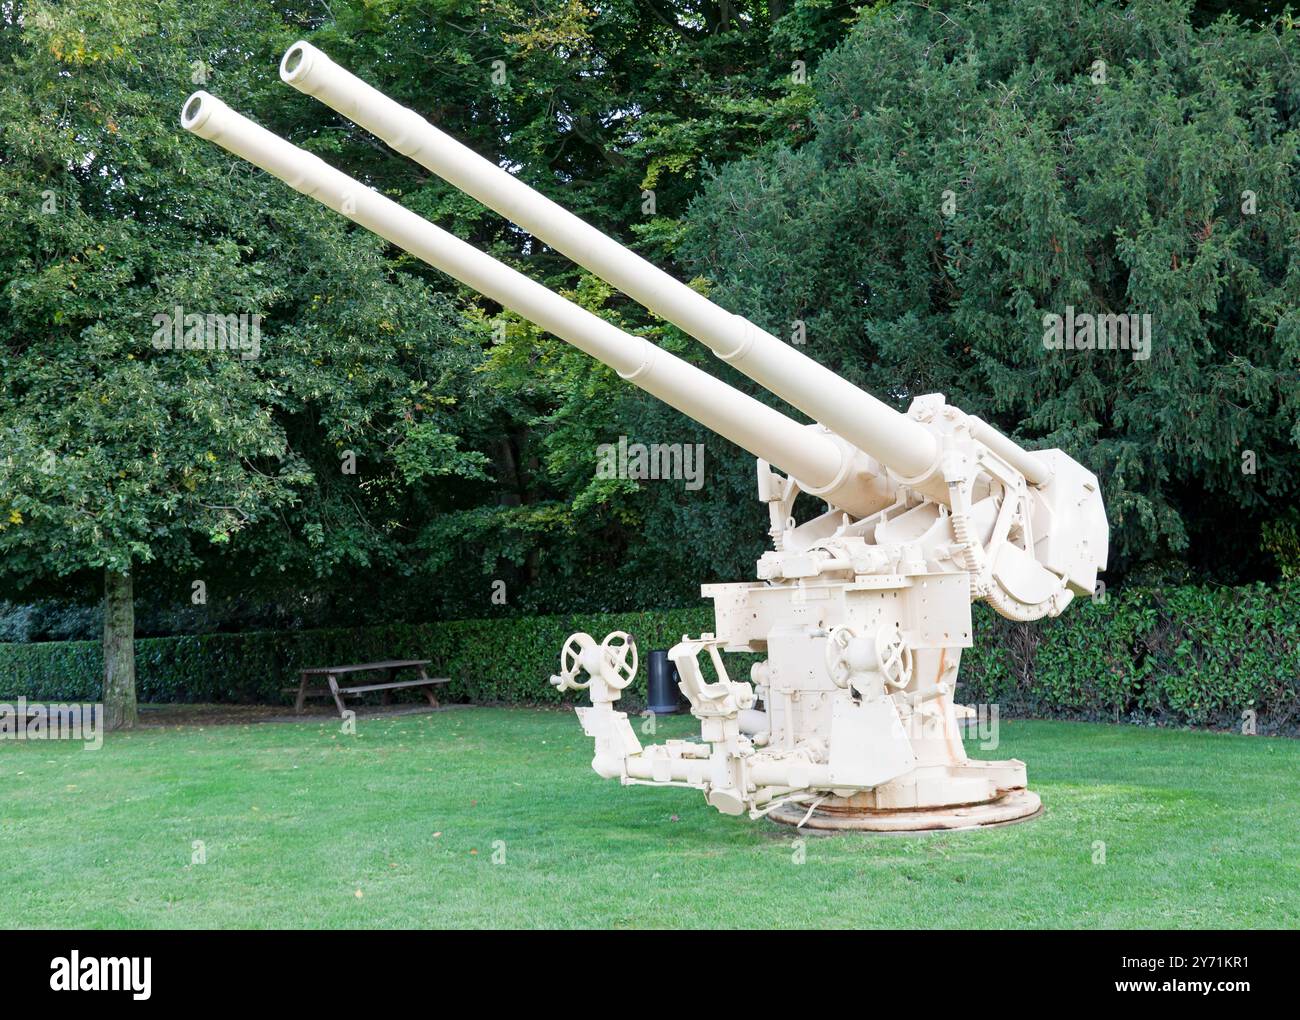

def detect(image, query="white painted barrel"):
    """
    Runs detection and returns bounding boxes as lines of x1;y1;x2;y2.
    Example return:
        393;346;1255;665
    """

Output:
278;42;941;481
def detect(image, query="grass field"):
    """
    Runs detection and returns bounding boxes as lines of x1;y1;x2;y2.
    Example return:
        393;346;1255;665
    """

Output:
1;706;1296;928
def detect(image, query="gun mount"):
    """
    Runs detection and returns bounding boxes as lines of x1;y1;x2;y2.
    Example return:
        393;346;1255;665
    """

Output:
184;44;1108;831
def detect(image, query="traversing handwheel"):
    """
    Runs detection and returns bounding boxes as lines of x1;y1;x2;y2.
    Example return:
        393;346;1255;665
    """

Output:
875;627;913;691
600;631;638;690
552;632;593;691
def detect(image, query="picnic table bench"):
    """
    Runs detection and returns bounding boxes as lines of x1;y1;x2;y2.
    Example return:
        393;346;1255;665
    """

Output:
294;659;448;717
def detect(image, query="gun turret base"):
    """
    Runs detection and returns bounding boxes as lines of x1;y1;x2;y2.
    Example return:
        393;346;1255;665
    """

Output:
767;788;1042;833
764;784;1040;831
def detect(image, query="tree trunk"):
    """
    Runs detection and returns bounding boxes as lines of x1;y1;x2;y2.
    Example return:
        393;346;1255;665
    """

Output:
103;568;137;730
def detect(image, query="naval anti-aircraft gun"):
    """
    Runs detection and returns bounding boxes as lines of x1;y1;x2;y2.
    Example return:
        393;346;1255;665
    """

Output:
183;42;1108;831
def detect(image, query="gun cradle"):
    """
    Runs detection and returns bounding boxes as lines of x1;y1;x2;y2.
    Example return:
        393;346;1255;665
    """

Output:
559;574;1029;829
553;396;1105;829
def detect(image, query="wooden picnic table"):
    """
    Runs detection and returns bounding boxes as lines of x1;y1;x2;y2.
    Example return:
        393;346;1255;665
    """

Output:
294;659;448;718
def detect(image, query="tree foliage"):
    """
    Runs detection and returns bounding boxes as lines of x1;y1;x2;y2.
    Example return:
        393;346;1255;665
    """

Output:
0;0;488;703
2;0;1296;659
257;0;863;613
682;0;1300;580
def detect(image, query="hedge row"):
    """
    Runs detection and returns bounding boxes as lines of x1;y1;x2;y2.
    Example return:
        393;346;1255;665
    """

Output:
0;608;713;709
960;583;1299;733
0;584;1296;733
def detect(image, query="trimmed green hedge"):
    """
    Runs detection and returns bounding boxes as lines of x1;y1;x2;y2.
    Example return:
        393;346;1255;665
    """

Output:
961;583;1299;733
0;608;713;709
1;584;1296;733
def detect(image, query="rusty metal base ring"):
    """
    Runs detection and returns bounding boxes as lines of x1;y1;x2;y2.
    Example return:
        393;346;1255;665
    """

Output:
767;789;1043;834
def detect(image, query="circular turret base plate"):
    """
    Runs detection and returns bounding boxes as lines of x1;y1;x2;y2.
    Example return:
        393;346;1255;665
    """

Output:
767;789;1042;834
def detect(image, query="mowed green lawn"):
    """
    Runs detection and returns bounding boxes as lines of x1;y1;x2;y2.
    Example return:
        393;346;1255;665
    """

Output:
1;706;1295;929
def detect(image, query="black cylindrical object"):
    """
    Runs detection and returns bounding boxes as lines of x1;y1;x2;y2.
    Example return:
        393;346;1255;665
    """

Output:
646;650;681;715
